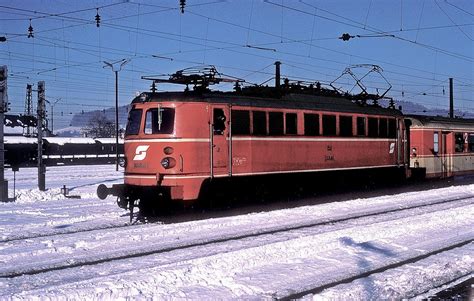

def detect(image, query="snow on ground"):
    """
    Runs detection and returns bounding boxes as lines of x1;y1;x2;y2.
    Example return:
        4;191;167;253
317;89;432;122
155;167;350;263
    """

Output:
1;165;126;241
0;165;473;299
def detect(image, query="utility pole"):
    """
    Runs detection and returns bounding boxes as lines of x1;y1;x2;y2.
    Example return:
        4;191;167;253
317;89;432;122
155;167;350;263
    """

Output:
104;59;128;171
449;77;454;118
0;65;11;202
37;81;46;191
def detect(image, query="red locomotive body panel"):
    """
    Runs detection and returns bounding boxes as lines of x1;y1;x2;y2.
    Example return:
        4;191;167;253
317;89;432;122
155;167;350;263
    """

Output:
118;93;407;203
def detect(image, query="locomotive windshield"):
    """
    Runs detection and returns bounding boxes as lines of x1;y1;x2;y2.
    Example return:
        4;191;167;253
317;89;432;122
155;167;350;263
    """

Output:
125;109;142;136
144;107;175;134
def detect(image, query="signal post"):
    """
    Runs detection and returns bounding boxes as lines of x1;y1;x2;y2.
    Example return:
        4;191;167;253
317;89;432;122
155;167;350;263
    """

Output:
0;66;13;202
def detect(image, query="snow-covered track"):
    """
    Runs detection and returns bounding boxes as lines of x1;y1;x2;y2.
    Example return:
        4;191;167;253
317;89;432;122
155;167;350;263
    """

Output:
0;222;131;243
278;240;474;300
1;194;472;279
3;193;471;244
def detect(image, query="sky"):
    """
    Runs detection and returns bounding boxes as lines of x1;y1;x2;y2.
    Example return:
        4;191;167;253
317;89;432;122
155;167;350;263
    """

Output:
0;0;473;129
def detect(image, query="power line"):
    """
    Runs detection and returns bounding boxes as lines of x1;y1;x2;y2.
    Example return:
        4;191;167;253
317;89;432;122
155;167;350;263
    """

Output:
271;0;474;62
434;0;473;41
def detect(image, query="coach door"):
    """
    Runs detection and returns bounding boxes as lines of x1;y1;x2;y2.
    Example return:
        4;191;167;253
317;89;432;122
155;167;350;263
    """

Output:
441;132;451;177
210;106;230;178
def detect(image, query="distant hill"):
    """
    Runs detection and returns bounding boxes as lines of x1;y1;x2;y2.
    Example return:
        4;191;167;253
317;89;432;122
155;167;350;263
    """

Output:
53;126;83;137
385;100;474;118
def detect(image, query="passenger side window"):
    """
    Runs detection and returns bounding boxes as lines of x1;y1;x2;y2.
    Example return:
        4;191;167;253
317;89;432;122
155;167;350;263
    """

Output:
231;110;250;135
356;117;366;136
454;133;464;152
469;134;474;152
304;113;319;136
252;111;267;135
388;119;397;138
379;118;388;138
433;132;439;154
322;115;336;136
368;118;378;137
339;115;353;137
269;112;284;135
285;113;297;135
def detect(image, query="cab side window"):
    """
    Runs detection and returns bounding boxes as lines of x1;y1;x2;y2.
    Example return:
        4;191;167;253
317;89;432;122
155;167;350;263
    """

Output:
213;108;226;135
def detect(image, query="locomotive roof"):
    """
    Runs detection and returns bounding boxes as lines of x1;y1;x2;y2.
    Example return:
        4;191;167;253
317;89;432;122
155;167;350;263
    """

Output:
132;91;402;117
407;115;474;130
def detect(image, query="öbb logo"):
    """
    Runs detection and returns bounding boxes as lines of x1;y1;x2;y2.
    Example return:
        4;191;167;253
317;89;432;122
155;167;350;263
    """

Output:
133;145;150;161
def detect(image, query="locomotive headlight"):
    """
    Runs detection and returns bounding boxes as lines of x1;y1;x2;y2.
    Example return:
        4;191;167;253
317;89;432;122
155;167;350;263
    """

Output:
161;157;176;169
163;146;174;155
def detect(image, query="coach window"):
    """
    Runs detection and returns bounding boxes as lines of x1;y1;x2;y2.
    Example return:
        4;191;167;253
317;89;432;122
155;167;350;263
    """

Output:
322;115;336;136
454;133;464;152
231;110;250;135
339;115;353;137
269;112;284;135
285;113;298;135
144;107;175;134
469;134;474;152
252;111;267;135
368;117;378;138
388;119;397;138
356;117;366;136
379;118;388;138
304;113;319;136
433;132;439;154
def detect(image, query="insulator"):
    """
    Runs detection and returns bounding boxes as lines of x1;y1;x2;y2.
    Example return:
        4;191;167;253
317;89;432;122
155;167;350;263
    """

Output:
27;20;34;38
339;33;352;41
180;0;186;13
95;8;101;27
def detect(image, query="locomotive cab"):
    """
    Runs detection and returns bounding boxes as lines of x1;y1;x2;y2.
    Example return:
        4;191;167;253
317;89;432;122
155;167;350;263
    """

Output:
97;92;234;216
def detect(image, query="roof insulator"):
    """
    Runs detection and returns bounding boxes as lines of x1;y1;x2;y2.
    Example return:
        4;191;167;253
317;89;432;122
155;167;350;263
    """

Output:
27;19;34;38
339;33;353;41
95;8;101;27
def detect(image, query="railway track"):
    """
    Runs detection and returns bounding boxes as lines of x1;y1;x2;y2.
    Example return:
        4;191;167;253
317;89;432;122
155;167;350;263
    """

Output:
1;195;473;281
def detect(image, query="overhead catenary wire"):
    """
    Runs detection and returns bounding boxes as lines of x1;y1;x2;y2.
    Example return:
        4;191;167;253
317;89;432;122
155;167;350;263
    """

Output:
1;3;472;122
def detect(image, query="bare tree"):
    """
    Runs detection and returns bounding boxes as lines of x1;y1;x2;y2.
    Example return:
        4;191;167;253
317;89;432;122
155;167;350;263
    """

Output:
82;112;115;138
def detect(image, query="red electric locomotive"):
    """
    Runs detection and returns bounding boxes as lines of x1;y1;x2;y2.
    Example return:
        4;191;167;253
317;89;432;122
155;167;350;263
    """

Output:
98;65;409;216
